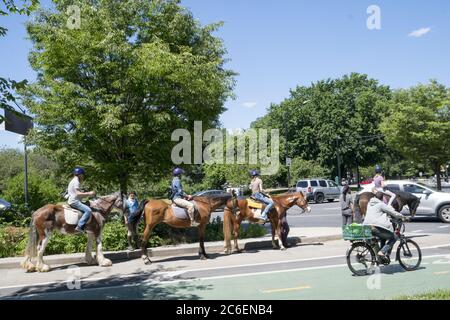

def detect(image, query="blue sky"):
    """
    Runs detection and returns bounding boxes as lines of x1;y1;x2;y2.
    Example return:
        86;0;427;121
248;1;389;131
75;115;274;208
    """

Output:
1;0;450;149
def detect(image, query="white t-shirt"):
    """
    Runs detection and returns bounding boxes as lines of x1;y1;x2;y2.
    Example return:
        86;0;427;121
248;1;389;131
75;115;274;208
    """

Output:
68;177;81;204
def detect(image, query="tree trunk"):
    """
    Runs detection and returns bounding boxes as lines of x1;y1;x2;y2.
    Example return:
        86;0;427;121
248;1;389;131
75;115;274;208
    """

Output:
118;172;128;196
435;161;442;191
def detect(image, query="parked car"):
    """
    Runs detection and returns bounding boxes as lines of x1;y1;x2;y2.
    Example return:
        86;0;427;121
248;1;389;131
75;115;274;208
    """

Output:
296;178;341;203
360;178;373;185
360;180;450;223
0;198;11;212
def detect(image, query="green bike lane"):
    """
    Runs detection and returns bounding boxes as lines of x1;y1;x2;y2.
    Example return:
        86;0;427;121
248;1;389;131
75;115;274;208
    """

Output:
11;252;450;300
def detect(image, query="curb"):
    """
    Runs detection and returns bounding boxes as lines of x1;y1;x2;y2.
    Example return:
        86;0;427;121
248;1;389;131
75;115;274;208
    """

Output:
0;234;342;270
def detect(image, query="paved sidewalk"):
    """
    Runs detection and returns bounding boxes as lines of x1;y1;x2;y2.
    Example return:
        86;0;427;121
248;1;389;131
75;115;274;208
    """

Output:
0;227;342;269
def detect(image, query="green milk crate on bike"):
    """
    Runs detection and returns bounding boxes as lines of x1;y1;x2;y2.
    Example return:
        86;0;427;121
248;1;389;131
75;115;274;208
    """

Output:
342;223;372;240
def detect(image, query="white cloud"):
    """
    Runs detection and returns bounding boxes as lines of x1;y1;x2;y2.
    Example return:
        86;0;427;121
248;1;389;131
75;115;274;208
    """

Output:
408;27;431;38
242;101;257;108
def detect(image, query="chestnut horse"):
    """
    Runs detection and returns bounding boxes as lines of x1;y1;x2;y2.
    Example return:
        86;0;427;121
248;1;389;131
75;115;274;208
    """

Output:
140;194;233;264
21;192;124;272
223;192;311;253
354;191;420;222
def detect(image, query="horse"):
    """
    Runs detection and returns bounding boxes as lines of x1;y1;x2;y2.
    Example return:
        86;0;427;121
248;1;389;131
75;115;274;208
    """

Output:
223;192;311;253
140;193;233;264
21;192;125;272
354;190;420;221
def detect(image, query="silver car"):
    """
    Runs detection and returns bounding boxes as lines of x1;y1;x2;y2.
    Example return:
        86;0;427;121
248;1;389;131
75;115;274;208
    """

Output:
296;178;341;203
361;180;450;223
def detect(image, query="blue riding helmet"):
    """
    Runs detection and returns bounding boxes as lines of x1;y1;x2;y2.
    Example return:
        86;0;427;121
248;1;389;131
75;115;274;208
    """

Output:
173;167;185;176
73;167;85;176
250;169;259;177
375;165;382;174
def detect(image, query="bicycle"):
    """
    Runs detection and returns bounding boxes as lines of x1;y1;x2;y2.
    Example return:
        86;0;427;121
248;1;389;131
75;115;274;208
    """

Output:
345;219;422;276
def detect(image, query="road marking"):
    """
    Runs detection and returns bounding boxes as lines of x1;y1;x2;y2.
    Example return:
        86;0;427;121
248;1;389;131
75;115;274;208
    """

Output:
410;230;424;233
433;271;450;275
290;214;338;218
438;226;450;229
261;285;311;293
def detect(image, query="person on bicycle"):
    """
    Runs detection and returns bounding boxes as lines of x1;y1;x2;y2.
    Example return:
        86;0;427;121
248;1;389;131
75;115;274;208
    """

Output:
363;192;406;257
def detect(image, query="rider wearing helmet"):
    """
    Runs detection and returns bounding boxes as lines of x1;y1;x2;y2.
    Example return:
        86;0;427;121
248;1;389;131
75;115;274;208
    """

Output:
67;167;96;233
171;168;198;227
372;165;397;208
250;170;273;222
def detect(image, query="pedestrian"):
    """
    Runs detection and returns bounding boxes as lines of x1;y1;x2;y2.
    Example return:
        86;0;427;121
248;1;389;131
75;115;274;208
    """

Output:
340;185;354;226
125;191;140;250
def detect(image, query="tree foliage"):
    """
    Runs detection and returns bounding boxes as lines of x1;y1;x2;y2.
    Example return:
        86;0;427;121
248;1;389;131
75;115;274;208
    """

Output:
380;80;450;189
22;0;235;193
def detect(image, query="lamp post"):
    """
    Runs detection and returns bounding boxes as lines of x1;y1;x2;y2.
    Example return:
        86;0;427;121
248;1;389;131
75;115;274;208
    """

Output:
335;136;342;186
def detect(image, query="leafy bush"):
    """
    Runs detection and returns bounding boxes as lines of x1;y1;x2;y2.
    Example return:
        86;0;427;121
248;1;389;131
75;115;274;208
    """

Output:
2;172;60;211
0;225;28;258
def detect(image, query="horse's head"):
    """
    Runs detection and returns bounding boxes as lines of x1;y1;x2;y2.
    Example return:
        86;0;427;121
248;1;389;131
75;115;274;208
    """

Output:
278;192;311;213
293;191;312;213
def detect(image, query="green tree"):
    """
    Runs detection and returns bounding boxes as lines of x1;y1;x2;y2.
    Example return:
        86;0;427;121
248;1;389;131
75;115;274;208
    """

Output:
252;73;392;179
380;81;450;190
21;0;235;194
290;158;330;183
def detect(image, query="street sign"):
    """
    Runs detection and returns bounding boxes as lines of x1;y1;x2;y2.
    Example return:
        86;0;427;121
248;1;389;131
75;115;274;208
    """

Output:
3;108;33;135
286;157;292;166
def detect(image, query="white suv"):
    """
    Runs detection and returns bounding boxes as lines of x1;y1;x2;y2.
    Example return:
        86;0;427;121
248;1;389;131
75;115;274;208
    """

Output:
361;180;450;223
296;178;341;203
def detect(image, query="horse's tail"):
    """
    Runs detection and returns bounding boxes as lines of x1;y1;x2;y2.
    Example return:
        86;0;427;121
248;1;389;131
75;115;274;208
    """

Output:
138;200;149;225
25;217;38;258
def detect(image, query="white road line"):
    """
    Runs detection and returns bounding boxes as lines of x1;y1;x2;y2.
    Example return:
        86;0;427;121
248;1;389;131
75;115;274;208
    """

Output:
438;226;450;229
410;230;424;233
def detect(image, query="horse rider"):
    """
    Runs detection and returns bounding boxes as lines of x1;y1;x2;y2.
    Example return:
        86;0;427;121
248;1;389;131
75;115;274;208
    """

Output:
249;170;274;222
372;164;397;208
363;192;406;258
171;168;199;227
67;167;96;233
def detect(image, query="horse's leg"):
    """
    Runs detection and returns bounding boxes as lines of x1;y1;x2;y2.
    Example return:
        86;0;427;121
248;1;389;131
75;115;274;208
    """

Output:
198;223;208;260
223;208;233;254
141;220;157;265
85;232;96;265
95;232;112;267
275;215;286;250
271;218;279;249
36;230;52;272
233;216;243;253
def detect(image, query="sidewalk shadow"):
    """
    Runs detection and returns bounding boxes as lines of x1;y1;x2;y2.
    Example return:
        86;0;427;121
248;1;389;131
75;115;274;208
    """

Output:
5;265;212;300
379;264;426;275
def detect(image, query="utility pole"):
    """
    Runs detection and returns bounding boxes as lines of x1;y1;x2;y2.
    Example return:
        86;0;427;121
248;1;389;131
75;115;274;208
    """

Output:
24;135;29;208
284;110;290;188
336;136;342;185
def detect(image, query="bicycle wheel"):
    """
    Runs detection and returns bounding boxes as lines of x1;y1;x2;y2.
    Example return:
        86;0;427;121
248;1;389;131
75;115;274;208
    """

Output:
346;242;377;276
397;239;422;271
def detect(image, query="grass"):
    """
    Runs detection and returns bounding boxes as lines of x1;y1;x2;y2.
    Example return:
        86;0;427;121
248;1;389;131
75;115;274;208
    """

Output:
394;289;450;300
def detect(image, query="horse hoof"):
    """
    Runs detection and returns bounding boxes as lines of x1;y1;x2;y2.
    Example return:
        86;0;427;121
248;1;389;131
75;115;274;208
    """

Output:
86;258;97;265
143;256;152;265
280;247;287;251
200;255;208;260
99;259;112;267
38;264;51;272
234;249;244;254
25;262;36;273
224;249;232;255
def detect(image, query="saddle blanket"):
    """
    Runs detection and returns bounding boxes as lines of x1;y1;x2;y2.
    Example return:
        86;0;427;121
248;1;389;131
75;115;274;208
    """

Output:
171;202;199;221
63;205;104;226
247;198;264;209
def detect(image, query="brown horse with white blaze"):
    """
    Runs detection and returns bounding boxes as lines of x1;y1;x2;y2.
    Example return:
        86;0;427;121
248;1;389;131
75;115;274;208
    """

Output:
21;192;125;272
140;193;233;264
223;192;311;253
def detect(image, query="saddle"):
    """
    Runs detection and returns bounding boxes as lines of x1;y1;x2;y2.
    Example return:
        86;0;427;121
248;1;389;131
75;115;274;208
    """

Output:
165;200;200;222
63;203;104;226
246;198;265;224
